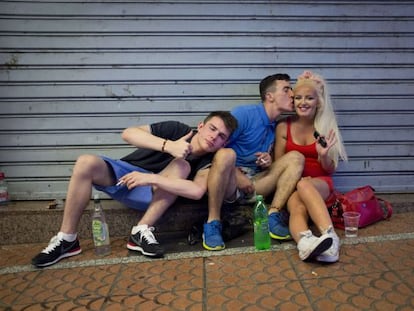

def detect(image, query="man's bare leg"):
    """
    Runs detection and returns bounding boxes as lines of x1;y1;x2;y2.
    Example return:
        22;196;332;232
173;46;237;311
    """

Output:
128;158;191;257
207;148;238;222
203;148;238;250
254;151;304;240
32;154;115;268
60;154;115;234
255;151;304;212
138;158;191;226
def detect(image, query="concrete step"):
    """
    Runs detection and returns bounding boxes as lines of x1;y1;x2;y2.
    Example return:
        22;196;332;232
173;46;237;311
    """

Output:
1;193;413;245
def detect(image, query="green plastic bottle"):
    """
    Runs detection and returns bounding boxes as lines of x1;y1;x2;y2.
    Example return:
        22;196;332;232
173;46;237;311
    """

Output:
253;195;271;250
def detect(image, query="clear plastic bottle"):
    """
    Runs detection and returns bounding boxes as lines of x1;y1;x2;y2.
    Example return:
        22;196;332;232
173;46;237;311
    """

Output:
0;172;9;205
91;194;111;256
253;195;271;250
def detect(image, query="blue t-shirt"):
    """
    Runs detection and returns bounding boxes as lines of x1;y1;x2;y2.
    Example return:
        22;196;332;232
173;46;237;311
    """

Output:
227;103;276;171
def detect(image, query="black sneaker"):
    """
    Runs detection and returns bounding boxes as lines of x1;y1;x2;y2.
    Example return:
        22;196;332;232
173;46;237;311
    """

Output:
31;233;82;268
127;225;164;258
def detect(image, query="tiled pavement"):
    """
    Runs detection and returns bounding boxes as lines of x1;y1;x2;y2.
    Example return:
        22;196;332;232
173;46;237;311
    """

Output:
1;212;413;310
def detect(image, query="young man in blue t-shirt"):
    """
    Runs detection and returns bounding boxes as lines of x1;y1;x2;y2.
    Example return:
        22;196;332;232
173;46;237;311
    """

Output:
203;74;305;251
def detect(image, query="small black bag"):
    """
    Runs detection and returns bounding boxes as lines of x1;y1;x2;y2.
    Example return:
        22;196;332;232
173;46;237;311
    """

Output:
187;207;251;245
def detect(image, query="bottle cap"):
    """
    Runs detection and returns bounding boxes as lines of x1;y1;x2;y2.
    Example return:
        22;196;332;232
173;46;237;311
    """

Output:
256;194;263;201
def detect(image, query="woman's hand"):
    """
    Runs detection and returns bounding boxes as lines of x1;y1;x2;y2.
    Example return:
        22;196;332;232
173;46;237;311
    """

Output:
316;129;336;157
316;129;336;173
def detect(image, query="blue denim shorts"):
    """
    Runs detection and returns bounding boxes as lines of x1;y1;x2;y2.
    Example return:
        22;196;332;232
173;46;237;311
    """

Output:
93;156;153;211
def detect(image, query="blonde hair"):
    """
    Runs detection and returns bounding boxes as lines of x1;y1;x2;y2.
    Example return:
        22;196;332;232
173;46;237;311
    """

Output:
294;71;348;167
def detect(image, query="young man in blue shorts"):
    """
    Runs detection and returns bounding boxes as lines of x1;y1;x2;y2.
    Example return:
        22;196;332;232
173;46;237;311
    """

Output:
32;111;238;267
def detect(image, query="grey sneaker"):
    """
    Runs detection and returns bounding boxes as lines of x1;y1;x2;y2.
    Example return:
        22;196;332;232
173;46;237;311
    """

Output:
297;230;333;261
316;226;340;263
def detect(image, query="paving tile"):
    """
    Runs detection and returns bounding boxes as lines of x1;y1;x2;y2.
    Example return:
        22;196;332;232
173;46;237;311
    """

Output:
206;281;313;311
301;271;414;311
109;258;204;295
0;271;37;305
205;251;297;289
104;290;203;310
290;242;390;281
9;297;106;311
10;264;121;307
367;239;414;271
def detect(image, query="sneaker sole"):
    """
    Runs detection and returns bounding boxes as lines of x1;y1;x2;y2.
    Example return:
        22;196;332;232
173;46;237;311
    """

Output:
316;254;339;263
301;237;333;261
33;248;82;268
127;242;163;258
202;234;225;251
202;240;225;251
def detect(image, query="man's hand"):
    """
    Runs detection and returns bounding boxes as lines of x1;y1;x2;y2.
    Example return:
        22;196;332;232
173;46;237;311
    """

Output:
117;171;152;189
236;169;255;196
255;152;272;169
164;131;194;158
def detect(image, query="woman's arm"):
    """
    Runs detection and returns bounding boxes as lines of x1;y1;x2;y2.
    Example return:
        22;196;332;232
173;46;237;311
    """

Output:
274;121;288;160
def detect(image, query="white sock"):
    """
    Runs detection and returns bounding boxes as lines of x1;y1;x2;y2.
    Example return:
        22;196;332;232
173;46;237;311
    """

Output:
58;232;77;242
131;224;148;235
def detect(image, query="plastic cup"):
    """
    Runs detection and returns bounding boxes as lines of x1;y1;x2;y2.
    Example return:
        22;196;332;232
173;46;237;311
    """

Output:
343;211;361;237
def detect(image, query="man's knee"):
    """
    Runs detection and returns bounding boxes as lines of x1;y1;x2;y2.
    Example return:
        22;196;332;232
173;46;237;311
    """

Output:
169;158;191;178
74;154;101;172
213;148;236;167
285;151;305;167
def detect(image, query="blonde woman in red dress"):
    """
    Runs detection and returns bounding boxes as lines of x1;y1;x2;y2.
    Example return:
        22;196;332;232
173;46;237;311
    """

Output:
275;71;348;262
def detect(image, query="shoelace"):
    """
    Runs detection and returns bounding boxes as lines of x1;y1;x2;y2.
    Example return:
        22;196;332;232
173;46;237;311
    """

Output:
299;230;313;239
140;227;159;244
42;235;63;254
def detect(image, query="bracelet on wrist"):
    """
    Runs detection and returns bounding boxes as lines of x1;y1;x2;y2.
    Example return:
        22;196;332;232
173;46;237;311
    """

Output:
161;139;168;152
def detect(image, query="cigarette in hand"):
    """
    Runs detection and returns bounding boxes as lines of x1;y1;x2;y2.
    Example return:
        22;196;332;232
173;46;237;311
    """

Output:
116;180;125;186
260;158;269;165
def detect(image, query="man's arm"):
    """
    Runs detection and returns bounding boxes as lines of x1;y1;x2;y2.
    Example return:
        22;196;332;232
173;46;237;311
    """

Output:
118;167;209;200
121;125;193;159
235;168;255;196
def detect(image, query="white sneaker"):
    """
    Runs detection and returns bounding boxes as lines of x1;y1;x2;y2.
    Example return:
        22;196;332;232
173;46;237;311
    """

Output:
297;230;333;261
316;226;340;263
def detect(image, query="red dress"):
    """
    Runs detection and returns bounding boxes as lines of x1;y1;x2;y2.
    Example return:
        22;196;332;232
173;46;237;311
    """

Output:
285;118;334;191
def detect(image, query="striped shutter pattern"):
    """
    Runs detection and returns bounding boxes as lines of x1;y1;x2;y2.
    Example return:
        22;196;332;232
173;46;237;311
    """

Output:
0;1;413;199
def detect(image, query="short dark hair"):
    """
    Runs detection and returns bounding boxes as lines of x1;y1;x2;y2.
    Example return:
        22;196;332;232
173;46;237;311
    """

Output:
259;73;291;102
204;111;238;135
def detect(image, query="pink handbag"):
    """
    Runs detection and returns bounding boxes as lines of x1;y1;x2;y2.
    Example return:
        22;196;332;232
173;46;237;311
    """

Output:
326;185;393;229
